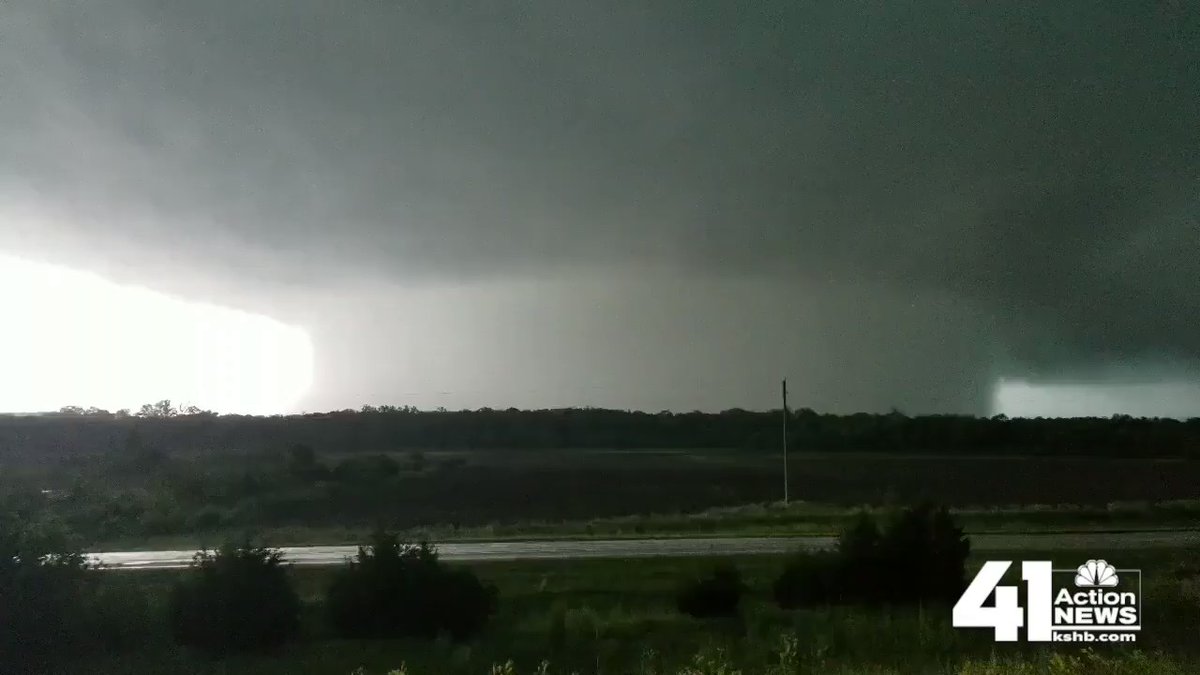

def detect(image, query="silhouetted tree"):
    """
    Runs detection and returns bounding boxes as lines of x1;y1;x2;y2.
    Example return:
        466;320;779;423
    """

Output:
137;400;178;418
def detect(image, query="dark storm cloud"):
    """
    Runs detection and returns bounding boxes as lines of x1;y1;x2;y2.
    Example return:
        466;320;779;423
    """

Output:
2;1;1197;412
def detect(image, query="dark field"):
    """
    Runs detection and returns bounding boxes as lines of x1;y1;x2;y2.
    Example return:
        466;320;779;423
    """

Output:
422;450;1200;519
10;448;1200;550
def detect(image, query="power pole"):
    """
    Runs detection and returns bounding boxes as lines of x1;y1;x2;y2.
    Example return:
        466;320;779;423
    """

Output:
782;378;789;505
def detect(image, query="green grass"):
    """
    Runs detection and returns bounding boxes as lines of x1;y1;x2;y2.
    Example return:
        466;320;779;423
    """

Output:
91;499;1200;552
67;545;1200;674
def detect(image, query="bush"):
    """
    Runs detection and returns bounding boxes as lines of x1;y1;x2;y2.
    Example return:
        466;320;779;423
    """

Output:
0;519;92;664
872;503;969;605
546;602;568;653
168;542;301;652
771;550;839;608
333;454;401;483
83;579;156;651
0;513;160;667
325;530;496;641
676;563;744;618
774;504;970;609
407;450;427;472
187;505;229;531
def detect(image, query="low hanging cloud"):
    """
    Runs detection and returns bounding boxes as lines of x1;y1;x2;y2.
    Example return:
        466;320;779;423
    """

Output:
1;1;1197;414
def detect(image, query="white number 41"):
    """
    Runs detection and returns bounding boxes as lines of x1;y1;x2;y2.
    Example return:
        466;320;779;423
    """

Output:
952;561;1053;642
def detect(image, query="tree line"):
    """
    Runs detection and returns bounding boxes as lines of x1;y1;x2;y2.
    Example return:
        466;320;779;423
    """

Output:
1;403;1198;461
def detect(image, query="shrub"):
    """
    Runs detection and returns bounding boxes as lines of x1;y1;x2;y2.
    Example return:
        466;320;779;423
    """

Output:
82;579;156;651
676;563;744;618
835;511;885;602
325;530;497;640
187;505;229;531
333;454;401;483
408;450;427;472
0;518;92;664
771;550;839;608
546;602;570;653
773;504;970;609
873;503;969;604
168;542;301;652
438;566;498;639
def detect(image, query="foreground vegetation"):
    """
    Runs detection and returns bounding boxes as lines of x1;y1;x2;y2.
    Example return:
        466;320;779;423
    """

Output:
352;650;1197;675
3;505;1197;674
69;547;1200;674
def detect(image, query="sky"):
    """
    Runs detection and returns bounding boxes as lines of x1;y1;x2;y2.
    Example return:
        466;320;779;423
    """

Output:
0;1;1197;416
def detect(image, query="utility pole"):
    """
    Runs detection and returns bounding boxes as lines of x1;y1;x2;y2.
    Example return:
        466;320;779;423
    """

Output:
782;378;789;505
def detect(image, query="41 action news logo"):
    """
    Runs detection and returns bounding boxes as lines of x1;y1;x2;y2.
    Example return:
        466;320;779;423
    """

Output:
953;558;1141;643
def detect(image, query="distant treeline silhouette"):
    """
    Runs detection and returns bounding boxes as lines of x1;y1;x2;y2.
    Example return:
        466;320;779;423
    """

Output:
2;403;1197;461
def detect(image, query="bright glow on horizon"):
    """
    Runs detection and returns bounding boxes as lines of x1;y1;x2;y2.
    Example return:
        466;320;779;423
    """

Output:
992;378;1200;420
0;254;313;414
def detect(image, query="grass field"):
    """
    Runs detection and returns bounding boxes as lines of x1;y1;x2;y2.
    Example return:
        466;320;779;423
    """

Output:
68;544;1200;674
64;448;1200;551
92;498;1200;552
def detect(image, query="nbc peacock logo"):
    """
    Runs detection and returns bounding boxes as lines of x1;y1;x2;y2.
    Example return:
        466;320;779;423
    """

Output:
1074;559;1120;588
